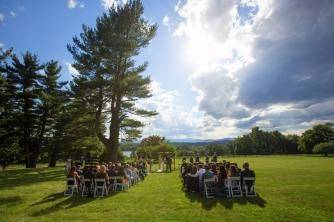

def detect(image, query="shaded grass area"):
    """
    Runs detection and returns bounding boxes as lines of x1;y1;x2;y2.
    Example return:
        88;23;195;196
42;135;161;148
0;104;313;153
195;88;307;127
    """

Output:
0;156;334;222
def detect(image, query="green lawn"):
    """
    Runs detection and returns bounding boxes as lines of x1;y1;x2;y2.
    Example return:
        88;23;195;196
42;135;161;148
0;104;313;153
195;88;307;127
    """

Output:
1;156;334;222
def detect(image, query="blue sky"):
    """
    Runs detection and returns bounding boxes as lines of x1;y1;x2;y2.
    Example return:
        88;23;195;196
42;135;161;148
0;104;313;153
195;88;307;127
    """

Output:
1;0;334;140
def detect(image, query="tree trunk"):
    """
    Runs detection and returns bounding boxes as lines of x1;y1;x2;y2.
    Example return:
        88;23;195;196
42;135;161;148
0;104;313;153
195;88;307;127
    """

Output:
108;112;120;162
106;141;118;162
49;150;57;167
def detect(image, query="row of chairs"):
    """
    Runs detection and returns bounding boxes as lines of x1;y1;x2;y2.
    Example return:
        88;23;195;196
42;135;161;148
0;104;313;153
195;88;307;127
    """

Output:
204;177;256;199
65;172;141;197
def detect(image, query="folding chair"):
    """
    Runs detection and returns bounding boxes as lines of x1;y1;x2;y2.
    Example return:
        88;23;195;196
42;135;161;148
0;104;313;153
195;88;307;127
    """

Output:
228;177;242;197
110;176;125;192
243;177;256;197
130;171;139;185
81;178;92;197
223;179;231;197
64;178;78;196
203;178;216;199
94;178;108;197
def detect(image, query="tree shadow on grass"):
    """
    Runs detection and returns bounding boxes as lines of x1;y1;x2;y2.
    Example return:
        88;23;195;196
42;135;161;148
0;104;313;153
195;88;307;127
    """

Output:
29;190;121;217
0;168;64;190
0;196;23;206
183;189;267;210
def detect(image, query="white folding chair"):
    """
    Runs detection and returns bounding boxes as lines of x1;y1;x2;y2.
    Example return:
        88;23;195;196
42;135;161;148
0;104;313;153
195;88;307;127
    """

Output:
64;178;78;196
243;177;256;197
203;178;216;199
94;178;108;197
228;177;242;197
81;178;92;197
224;179;231;197
110;176;125;192
130;171;139;185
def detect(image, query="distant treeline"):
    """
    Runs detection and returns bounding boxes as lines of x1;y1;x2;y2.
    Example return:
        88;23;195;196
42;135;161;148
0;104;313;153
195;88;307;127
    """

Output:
176;124;334;156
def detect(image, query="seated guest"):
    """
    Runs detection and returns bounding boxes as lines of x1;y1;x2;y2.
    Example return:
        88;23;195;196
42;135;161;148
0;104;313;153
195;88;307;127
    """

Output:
67;166;81;184
203;165;214;180
218;165;227;191
108;165;117;177
181;160;187;176
240;163;255;191
186;166;200;192
228;165;240;177
76;165;83;176
211;164;218;175
234;163;241;173
96;165;109;182
83;166;93;179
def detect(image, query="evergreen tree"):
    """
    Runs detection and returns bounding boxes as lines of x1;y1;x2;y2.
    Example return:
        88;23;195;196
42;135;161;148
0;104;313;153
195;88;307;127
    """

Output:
39;61;68;167
5;52;44;168
68;0;158;161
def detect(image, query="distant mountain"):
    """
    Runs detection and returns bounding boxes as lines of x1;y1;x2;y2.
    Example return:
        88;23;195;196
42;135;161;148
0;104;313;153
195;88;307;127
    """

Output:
168;138;233;145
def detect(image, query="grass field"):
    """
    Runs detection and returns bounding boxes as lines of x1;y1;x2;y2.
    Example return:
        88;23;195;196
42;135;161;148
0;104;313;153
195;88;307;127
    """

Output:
1;156;334;222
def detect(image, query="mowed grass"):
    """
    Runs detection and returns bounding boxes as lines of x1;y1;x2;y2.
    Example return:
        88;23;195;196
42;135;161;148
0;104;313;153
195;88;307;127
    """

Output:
1;156;334;222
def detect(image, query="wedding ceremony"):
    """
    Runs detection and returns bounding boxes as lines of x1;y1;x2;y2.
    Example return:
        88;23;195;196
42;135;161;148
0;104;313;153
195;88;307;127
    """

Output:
1;0;334;221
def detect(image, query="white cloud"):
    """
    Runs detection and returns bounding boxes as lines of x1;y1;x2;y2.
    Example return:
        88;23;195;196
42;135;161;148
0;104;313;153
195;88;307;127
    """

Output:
10;11;16;17
101;0;127;10
171;0;334;137
68;0;77;9
66;62;79;77
0;42;4;48
0;13;4;22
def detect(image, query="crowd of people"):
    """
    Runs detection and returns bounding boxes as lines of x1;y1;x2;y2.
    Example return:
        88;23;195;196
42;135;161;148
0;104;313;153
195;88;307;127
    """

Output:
65;159;149;197
180;157;256;197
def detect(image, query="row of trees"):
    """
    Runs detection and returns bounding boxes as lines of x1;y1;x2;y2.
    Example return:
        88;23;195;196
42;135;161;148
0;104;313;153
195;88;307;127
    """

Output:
175;124;334;157
0;0;157;169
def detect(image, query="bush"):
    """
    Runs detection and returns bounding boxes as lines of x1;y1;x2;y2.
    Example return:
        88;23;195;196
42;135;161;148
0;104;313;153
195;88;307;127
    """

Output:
313;142;334;156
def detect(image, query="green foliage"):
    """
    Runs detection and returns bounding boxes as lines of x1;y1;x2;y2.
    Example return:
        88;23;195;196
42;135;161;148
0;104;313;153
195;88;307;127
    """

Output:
298;123;334;153
67;0;158;161
137;143;176;159
225;127;300;155
313;142;334;156
139;135;166;147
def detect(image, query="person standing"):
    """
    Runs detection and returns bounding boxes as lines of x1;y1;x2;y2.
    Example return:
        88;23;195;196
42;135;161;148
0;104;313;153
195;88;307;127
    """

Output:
195;153;200;163
212;152;218;163
166;155;172;173
189;156;194;164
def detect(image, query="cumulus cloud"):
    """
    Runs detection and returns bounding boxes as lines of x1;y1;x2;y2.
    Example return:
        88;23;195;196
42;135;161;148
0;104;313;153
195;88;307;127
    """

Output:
172;0;334;136
0;42;4;48
138;81;204;139
68;0;77;9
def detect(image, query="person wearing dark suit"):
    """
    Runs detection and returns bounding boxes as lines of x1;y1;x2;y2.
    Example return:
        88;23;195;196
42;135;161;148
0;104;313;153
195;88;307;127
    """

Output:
240;163;255;192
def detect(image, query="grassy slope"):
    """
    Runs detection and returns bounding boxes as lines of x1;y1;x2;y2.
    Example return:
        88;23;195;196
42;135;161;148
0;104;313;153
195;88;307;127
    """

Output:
0;156;334;222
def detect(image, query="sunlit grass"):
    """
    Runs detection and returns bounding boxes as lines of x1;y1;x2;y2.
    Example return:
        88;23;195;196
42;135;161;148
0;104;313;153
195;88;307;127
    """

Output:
1;156;334;222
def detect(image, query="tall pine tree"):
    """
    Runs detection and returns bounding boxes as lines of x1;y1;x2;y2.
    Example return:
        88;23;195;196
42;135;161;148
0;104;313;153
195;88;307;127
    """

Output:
68;0;157;161
6;52;44;168
39;61;68;167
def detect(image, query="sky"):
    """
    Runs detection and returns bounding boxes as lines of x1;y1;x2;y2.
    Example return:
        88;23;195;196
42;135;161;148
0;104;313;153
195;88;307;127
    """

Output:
1;0;334;140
